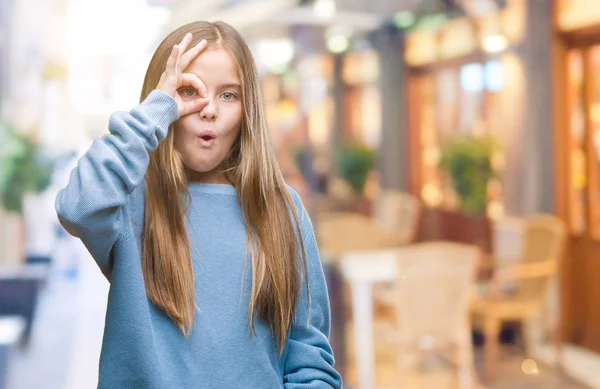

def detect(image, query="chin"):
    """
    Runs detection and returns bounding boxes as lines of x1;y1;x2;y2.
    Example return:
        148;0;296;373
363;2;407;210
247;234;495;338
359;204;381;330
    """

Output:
180;150;227;174
189;157;224;172
188;164;217;173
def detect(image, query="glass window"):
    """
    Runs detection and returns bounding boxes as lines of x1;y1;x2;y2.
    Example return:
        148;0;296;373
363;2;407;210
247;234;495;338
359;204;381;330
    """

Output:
484;60;504;92
587;46;600;237
416;60;506;215
568;49;588;234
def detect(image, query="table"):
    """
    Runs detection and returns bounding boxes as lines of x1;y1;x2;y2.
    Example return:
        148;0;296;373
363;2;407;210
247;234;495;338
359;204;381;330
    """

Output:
339;248;494;389
340;249;398;389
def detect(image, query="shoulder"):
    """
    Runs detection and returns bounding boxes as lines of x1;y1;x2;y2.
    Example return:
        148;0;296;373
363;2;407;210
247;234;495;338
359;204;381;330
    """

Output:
285;184;308;216
285;184;304;209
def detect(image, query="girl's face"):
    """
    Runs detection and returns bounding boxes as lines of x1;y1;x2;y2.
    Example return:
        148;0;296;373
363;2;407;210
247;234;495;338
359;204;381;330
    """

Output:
174;48;242;183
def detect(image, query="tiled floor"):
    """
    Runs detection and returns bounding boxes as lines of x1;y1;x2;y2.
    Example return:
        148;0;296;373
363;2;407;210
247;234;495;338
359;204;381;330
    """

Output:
342;347;588;389
482;353;585;389
533;343;600;389
342;326;589;389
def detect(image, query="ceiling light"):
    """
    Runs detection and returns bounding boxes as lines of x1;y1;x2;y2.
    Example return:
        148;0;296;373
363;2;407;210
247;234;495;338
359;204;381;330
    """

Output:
313;0;336;20
327;35;349;53
482;34;508;53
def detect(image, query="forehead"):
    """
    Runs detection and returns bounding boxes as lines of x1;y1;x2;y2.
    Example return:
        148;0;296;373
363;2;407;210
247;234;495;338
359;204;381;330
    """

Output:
184;48;240;84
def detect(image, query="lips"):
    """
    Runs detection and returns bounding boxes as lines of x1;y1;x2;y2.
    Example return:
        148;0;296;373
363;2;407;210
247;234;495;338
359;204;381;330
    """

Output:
198;130;216;147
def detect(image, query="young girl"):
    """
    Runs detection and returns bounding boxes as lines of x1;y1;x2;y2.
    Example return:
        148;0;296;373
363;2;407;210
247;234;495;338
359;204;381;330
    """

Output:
56;21;342;388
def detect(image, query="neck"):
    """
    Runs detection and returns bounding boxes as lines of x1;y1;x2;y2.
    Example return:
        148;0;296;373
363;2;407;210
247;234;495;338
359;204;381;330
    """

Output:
188;169;231;184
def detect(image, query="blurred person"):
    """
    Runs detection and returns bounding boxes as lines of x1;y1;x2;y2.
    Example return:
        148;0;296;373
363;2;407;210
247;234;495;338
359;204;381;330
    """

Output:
49;150;88;278
55;21;341;389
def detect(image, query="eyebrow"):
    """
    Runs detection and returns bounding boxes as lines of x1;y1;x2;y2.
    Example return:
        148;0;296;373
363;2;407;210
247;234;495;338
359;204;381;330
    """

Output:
218;83;241;91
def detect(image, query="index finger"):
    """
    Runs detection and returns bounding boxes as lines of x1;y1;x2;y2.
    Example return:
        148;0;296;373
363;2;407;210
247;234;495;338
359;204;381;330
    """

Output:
182;73;207;98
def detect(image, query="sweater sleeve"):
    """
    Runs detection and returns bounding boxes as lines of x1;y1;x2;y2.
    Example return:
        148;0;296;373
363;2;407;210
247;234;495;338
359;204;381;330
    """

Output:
55;90;178;277
283;191;343;389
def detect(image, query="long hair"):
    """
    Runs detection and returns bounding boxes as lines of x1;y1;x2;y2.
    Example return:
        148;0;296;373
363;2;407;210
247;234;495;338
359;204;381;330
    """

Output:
139;21;307;353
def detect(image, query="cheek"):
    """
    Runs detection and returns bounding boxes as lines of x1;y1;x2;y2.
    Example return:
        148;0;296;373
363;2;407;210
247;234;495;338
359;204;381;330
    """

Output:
173;118;197;143
173;125;193;157
223;104;242;136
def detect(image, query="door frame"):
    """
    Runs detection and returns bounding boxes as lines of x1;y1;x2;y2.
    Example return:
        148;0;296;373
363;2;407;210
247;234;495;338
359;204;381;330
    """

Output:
553;16;600;347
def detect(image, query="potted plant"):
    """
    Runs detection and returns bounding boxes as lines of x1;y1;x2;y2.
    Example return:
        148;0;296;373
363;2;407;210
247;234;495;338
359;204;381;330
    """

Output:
335;143;376;214
435;134;498;251
439;134;497;216
0;124;55;266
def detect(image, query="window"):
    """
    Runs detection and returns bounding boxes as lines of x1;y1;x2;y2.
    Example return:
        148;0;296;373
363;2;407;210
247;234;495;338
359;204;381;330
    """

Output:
415;59;506;217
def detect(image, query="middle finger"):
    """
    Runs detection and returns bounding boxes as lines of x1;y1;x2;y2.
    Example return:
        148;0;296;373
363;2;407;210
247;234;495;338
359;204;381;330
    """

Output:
179;40;208;71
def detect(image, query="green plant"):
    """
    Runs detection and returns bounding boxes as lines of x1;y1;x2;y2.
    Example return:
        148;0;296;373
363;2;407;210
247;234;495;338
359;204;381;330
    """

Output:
0;124;23;193
0;124;55;213
336;144;376;196
439;135;497;216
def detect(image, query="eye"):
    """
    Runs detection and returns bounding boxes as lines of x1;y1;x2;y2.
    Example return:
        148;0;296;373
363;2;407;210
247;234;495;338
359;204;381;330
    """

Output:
221;92;237;101
179;87;198;98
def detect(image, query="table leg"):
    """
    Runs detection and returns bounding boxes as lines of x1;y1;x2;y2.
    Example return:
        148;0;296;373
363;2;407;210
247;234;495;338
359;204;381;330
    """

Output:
484;316;500;381
351;280;374;389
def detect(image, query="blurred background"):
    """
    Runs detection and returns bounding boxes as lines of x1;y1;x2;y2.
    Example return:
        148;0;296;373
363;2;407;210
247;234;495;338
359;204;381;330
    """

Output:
0;0;599;388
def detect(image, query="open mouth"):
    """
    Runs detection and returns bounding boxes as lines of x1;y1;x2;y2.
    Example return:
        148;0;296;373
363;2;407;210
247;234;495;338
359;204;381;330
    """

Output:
198;130;216;146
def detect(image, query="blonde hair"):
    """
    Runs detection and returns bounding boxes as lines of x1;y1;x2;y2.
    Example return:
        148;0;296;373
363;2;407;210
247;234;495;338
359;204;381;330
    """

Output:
139;21;307;353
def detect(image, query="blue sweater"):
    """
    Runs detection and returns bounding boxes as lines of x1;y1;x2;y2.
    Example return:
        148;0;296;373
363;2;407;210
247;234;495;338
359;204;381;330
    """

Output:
55;90;342;389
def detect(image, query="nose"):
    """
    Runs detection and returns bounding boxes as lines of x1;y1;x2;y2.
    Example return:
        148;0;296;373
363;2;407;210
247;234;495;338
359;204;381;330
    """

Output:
200;100;217;121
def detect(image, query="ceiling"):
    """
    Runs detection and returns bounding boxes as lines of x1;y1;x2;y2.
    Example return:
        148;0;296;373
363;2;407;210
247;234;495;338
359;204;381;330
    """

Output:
165;0;420;37
161;0;505;58
163;0;505;33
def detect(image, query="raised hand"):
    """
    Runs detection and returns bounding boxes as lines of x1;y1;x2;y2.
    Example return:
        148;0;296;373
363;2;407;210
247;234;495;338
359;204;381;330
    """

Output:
156;33;209;117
